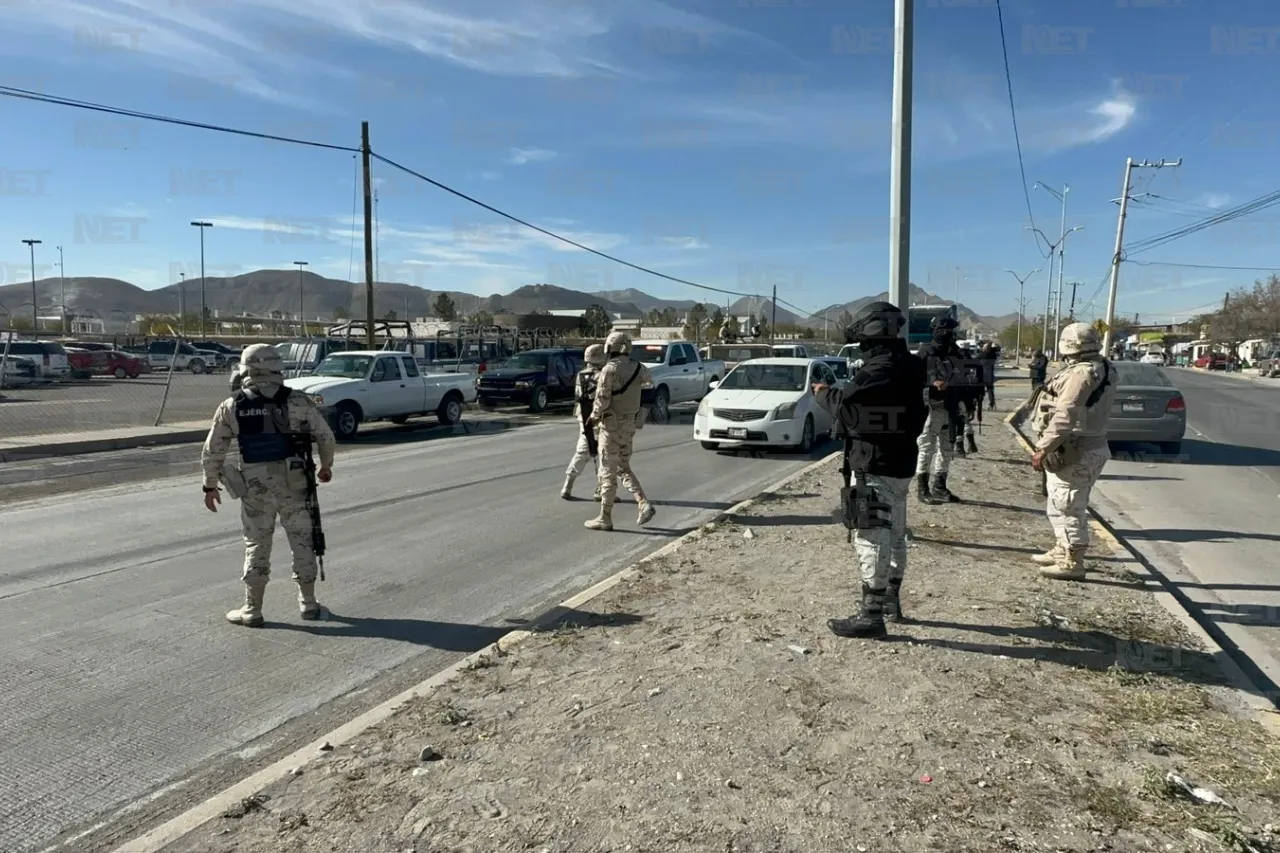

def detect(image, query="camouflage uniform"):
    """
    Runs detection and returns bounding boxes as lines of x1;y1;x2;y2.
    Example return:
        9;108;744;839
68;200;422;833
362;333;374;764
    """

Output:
586;331;655;531
563;344;612;501
1030;323;1116;580
202;344;336;626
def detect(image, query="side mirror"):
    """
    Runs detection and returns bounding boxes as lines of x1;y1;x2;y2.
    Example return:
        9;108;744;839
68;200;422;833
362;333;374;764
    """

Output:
708;380;719;390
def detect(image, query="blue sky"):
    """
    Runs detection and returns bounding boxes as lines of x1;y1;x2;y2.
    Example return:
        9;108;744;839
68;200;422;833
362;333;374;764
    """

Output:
1;0;1278;325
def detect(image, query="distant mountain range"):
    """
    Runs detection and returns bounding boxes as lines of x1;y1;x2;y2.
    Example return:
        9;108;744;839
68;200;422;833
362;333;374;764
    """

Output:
0;270;1016;332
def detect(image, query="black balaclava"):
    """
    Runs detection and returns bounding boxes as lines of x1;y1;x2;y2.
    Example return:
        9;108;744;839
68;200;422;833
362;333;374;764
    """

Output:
847;300;907;359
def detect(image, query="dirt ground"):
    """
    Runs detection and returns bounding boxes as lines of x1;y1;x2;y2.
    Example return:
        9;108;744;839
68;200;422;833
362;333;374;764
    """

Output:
163;416;1280;853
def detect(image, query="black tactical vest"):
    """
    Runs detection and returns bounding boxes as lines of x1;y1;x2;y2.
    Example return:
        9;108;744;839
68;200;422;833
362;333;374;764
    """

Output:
233;387;296;464
577;368;598;407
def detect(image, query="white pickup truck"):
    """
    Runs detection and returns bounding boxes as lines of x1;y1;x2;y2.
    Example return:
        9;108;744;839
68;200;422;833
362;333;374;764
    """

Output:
285;350;478;441
630;339;725;416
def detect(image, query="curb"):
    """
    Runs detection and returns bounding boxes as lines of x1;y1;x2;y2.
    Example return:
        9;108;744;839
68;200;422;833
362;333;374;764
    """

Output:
1001;412;1280;726
107;449;843;853
0;429;210;463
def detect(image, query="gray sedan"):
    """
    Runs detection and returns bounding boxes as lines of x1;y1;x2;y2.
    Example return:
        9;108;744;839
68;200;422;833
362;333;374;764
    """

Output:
1106;361;1186;454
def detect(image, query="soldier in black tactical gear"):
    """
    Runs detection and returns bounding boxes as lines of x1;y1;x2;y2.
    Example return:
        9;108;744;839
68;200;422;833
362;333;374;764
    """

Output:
914;314;965;504
955;344;983;456
812;301;928;638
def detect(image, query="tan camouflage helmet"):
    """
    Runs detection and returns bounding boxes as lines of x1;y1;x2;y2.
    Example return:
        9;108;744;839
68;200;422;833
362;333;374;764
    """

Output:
604;330;631;354
1058;322;1101;358
239;342;285;373
584;343;607;366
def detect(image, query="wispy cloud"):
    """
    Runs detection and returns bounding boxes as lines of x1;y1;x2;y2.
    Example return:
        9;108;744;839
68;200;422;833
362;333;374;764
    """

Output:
505;147;557;165
661;236;709;250
1198;192;1230;209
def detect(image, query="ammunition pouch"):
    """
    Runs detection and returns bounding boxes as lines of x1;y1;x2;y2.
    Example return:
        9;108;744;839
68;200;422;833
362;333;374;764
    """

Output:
836;438;892;541
220;465;249;500
285;457;309;491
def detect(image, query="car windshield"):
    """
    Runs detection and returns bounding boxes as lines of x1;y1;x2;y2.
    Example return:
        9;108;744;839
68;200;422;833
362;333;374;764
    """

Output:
504;352;550;370
718;363;807;392
631;345;668;364
1113;362;1172;387
314;354;373;378
824;360;851;379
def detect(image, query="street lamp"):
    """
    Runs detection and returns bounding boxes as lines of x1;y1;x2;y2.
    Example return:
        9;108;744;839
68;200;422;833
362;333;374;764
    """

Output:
294;260;308;336
21;239;41;332
190;221;213;338
55;245;66;335
1004;267;1041;367
1026;225;1083;358
178;272;187;337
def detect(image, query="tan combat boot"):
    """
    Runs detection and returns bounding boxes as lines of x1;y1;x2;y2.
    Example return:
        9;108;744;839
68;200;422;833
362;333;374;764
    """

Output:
561;474;576;500
1031;545;1064;566
636;498;656;526
1041;547;1087;580
585;504;614;531
226;583;266;627
297;581;322;620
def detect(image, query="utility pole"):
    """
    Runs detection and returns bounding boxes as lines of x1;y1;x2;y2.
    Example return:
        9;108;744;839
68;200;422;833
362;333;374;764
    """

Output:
294;260;309;336
1027;224;1083;359
56;245;66;335
1033;182;1070;355
22;238;40;332
190;220;213;338
178;272;187;337
1004;267;1041;367
887;0;913;335
361;121;376;348
1102;157;1181;355
770;284;777;344
1067;281;1079;320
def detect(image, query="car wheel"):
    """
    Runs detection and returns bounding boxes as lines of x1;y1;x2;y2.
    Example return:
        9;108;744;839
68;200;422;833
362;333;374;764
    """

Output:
700;441;720;450
113;367;127;379
528;385;549;413
189;360;206;374
795;415;815;453
334;401;361;441
1157;441;1182;457
652;385;670;420
437;392;464;426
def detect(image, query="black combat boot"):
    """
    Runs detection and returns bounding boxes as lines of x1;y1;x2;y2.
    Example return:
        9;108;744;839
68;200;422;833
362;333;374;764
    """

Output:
966;433;978;454
916;473;936;504
931;472;960;503
828;584;888;638
953;437;966;457
883;578;906;622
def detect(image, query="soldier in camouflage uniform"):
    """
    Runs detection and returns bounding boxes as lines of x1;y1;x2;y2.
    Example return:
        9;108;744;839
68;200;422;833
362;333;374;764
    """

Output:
201;343;336;627
1030;323;1116;580
586;330;656;531
562;343;611;501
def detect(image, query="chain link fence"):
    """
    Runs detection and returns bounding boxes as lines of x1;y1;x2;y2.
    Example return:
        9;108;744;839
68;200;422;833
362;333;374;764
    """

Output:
1;331;229;445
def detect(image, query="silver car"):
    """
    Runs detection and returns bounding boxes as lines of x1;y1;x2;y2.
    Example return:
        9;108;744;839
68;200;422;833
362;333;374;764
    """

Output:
1106;361;1186;455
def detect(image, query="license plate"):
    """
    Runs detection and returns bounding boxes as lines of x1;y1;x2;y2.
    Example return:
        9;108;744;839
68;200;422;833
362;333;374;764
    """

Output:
1122;402;1143;413
728;427;748;438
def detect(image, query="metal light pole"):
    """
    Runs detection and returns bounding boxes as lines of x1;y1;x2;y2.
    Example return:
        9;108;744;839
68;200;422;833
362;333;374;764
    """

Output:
178;272;187;337
1004;267;1041;367
887;0;913;330
21;238;41;332
191;221;213;338
1026;225;1083;358
56;245;66;334
294;260;309;336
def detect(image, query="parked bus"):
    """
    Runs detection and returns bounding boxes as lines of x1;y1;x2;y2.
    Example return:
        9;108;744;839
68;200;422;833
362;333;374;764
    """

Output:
906;304;959;350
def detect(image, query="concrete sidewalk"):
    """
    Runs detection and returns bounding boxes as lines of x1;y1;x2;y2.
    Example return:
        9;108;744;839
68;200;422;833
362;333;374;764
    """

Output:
0;422;209;463
129;407;1280;853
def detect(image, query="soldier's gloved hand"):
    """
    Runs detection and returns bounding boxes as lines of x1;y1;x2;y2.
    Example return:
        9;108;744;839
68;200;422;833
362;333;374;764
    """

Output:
318;467;332;483
203;487;221;512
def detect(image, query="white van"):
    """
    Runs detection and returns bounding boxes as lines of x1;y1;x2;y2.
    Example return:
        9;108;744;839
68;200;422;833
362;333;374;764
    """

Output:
3;340;71;379
771;343;809;358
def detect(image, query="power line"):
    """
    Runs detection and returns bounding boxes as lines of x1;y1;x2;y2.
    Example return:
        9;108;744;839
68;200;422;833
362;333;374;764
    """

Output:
369;151;757;300
0;85;360;152
992;0;1049;257
1128;260;1280;272
1125;187;1280;256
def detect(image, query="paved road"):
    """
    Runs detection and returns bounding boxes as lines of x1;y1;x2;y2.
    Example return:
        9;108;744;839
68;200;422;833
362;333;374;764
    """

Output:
1;419;827;853
1093;367;1280;700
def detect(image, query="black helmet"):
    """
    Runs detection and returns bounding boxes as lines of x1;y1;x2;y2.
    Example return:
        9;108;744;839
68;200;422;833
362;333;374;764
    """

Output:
845;300;905;343
930;314;959;331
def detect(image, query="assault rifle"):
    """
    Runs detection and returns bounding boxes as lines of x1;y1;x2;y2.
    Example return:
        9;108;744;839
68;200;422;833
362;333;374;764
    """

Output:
833;436;891;543
578;374;599;459
1011;386;1048;497
297;436;327;581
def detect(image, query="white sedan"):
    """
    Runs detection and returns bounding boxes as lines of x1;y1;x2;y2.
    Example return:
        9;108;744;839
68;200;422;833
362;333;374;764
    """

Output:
693;357;838;453
1140;352;1165;365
